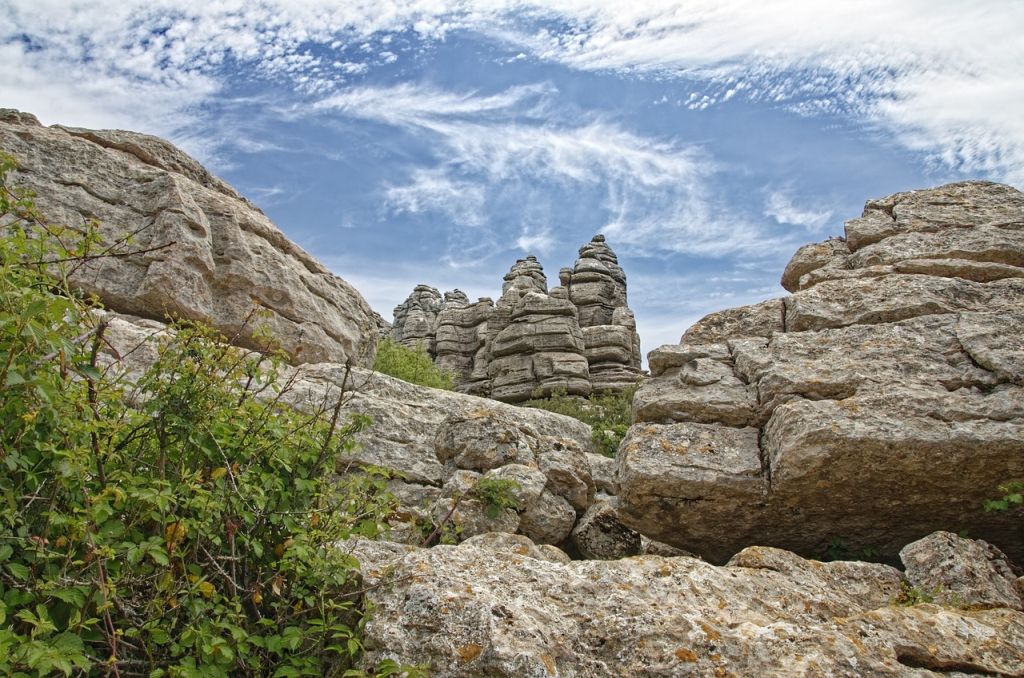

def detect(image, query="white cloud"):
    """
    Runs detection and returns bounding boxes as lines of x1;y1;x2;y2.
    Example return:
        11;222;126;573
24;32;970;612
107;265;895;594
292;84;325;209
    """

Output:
763;190;833;232
384;168;487;227
312;81;782;258
4;1;1021;182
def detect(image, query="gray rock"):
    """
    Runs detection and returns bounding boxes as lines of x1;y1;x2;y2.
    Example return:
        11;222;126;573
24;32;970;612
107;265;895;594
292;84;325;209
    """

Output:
681;297;784;343
626;181;1024;563
0;112;378;366
355;536;1024;676
900;531;1022;610
517;490;576;545
390;235;641;401
538;444;595;511
460;532;571;564
570;501;641;560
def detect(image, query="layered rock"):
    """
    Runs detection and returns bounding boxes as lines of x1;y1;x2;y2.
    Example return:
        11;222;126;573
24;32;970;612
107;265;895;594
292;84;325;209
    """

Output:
0;109;378;366
348;531;1024;677
622;181;1024;563
561;235;643;392
393;237;642;402
391;285;444;352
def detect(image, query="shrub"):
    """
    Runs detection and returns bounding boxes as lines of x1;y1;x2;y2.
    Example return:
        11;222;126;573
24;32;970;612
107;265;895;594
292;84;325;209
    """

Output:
522;386;637;457
0;154;407;677
372;338;453;390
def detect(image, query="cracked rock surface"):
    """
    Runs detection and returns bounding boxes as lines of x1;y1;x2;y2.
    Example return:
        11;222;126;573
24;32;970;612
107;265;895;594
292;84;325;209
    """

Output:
0;109;378;366
625;181;1024;563
347;532;1024;677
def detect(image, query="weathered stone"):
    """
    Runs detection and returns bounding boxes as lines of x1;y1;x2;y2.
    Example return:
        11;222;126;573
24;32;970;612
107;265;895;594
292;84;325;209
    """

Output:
355;536;1024;677
517;490;576;545
570;501;640;560
646;342;731;378
460;532;571;564
617;422;765;561
0;113;378;366
780;237;851;292
784;274;1024;333
629;192;1024;566
538;444;595;511
585;452;618;495
845;180;1024;251
632;356;758;427
681;298;785;343
900;531;1023;610
640;536;694;558
435;411;539;471
391;285;443;353
480;464;548;508
391;235;640;400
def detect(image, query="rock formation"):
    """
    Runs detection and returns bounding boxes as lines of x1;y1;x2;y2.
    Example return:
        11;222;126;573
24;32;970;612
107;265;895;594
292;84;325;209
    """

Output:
347;531;1024;676
621;181;1024;563
561;234;643;393
99;310;606;551
393;237;643;401
0;109;378;366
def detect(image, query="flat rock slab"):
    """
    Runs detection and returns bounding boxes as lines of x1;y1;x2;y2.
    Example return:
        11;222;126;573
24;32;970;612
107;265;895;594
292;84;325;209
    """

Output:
349;536;1024;677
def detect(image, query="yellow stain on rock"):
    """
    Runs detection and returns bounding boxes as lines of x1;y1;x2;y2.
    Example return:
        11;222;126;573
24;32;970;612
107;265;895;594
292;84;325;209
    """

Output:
456;643;483;663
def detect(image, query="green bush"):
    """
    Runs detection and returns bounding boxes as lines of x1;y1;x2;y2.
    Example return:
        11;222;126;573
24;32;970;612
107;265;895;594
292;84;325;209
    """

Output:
372;338;453;390
0;154;408;677
522;386;637;457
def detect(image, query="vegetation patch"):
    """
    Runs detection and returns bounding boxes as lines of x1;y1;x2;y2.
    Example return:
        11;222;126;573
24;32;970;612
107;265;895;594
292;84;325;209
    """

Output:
522;386;637;457
0;154;411;677
372;338;453;390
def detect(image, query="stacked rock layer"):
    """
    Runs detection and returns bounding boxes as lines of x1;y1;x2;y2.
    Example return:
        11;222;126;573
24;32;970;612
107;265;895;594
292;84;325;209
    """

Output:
0;109;379;366
619;181;1024;563
391;236;643;401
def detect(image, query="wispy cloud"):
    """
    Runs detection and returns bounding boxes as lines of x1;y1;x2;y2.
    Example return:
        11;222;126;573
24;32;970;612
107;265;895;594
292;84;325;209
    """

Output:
4;2;1022;182
312;81;786;258
763;189;833;233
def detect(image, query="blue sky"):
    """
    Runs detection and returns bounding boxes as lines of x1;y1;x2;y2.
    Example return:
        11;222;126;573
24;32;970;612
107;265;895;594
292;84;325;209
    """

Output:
3;1;1023;357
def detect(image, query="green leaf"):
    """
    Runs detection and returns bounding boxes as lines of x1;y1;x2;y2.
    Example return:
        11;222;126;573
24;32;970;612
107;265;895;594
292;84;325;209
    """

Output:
5;562;29;580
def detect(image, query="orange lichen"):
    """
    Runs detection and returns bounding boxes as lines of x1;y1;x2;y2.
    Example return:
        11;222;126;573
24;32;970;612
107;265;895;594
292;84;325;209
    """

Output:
456;643;483;662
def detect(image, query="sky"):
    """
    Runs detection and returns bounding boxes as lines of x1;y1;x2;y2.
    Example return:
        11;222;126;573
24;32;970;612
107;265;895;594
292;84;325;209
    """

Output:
3;1;1023;360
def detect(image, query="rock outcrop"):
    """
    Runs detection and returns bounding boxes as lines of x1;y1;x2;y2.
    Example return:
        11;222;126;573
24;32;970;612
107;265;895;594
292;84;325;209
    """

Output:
393;237;643;402
0;109;378;366
99;311;605;551
621;181;1024;563
347;531;1024;677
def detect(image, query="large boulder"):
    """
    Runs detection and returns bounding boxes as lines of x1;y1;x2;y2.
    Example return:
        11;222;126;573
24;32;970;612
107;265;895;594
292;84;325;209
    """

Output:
622;181;1024;563
0;109;378;366
348;532;1024;677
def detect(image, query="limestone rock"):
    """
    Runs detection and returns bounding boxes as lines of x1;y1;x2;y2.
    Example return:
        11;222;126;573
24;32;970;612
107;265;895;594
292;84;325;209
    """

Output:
0;111;378;366
354;535;1024;677
537;443;595;512
681;298;784;343
900;531;1022;610
460;533;571;564
625;181;1024;563
391;285;443;353
570;501;641;560
517;490;576;545
391;235;642;401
